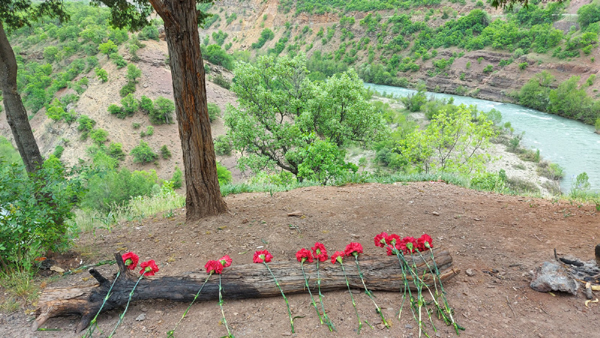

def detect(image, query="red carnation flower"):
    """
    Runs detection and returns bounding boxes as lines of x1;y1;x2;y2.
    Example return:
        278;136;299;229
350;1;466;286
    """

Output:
253;250;273;263
374;232;388;248
205;260;224;274
122;252;139;270
311;242;328;262
386;234;401;246
344;242;363;257
296;248;314;263
218;255;232;268
401;236;418;253
417;234;434;252
139;260;159;276
331;251;345;264
386;244;401;256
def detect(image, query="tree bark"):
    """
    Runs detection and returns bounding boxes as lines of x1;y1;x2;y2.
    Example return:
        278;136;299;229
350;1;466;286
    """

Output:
33;250;459;333
0;22;44;173
147;0;228;221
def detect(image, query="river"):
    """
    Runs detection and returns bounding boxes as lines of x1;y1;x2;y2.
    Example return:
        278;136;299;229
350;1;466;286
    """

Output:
365;83;600;192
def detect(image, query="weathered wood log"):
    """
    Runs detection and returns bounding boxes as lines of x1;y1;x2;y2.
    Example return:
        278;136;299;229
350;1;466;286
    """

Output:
34;249;459;333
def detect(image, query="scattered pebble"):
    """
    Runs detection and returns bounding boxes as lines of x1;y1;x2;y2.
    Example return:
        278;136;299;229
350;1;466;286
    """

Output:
432;211;440;216
466;269;476;277
135;313;146;321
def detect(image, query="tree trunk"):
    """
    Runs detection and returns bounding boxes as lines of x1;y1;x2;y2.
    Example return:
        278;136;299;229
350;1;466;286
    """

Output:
33;250;459;333
0;22;44;173
148;0;228;221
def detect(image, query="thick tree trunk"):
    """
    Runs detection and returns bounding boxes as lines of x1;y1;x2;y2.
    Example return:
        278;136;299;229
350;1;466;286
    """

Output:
148;0;228;221
0;22;44;173
33;250;459;333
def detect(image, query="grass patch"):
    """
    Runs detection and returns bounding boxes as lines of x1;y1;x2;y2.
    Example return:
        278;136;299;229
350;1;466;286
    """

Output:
537;161;564;180
506;177;540;195
0;270;39;310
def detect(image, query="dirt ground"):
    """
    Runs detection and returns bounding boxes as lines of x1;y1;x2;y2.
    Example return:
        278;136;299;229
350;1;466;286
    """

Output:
1;182;600;338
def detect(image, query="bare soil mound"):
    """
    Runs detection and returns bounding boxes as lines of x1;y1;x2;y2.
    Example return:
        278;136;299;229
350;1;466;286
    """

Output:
1;182;599;337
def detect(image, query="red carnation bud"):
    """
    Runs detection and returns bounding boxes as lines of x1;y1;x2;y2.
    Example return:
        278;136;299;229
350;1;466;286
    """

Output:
253;250;273;263
331;251;345;264
122;252;139;270
205;260;224;274
296;248;314;263
374;232;388;248
139;260;159;276
219;255;232;268
344;242;363;257
311;242;328;262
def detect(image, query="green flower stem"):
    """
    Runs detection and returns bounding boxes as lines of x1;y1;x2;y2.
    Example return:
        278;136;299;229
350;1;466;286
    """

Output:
407;252;430;338
316;261;336;332
339;261;362;334
352;254;389;329
394;250;418;324
416;250;450;326
219;275;234;338
83;271;121;338
263;262;294;334
395;252;425;337
108;273;144;338
425;247;464;334
300;262;322;324
167;273;212;338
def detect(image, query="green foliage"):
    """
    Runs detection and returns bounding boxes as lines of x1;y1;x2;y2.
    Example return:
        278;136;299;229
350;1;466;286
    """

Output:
0;158;84;273
141;126;154;137
109;53;127;68
226;54;383;179
211;74;231;89
138;25;160;41
90;128;109;145
400;105;496;174
294;135;358;184
77;115;96;140
150;96;174;124
214;135;232;156
140;95;154;114
45;99;67;121
596;118;600;131
207;103;221;122
43;46;59;62
95;67;108;82
121;93;139;116
53;145;64;159
126;64;142;83
470;171;507;192
107;142;125;161
212;30;228;46
202;44;234;70
518;62;528;70
99;40;118;55
170;166;183;189
483;64;493;73
81;167;159;212
400;84;428;112
130;140;158;164
160;145;172;159
252;28;275;49
120;82;136;97
578;4;600;28
216;162;232;185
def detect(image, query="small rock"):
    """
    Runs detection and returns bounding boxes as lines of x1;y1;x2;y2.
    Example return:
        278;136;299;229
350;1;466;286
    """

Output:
141;306;147;312
376;323;386;329
135;314;146;321
530;261;579;295
432;211;440;216
281;332;292;336
50;266;65;274
351;233;360;238
405;324;413;329
466;269;476;277
155;310;163;315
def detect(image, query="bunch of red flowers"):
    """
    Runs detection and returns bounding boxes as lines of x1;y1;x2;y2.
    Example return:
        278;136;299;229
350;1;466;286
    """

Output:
374;232;433;255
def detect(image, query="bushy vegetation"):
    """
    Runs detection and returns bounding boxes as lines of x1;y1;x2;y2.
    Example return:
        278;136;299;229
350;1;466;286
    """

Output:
130;140;158;164
207;103;221;122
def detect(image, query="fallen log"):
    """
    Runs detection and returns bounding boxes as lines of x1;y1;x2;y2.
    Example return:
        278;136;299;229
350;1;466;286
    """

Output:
34;249;459;333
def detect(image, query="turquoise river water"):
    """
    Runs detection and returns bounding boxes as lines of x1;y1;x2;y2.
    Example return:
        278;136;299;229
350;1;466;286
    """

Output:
365;83;600;192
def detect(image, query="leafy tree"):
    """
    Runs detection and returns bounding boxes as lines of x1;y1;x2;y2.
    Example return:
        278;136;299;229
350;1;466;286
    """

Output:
107;142;126;161
109;52;127;68
578;4;600;28
202;44;234;70
121;93;139;116
252;28;275;49
171;166;183;189
401;105;496;174
207;102;220;122
138;24;159;41
150;96;175;124
160;145;172;158
140;95;154;113
130;140;158;164
99;40;118;54
90;128;109;145
225;54;383;179
126;63;142;83
77;115;96;140
43;46;59;62
95;67;108;82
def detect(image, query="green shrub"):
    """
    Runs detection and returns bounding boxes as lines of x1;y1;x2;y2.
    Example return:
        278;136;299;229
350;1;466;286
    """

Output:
171;166;183;189
81;167;159;212
595;118;600;131
53;145;64;159
216;162;232;184
140;95;154;114
132;122;141;129
130;140;158;164
121;94;139;116
126;64;142;83
477;57;484;64
99;40;118;54
77;115;96;140
43;46;59;62
160;145;172;159
207;103;221;122
107;142;126;161
483;65;493;73
214;135;232;155
141;125;154;137
120;82;136;97
537;161;564;180
0;158;84;273
150;96;174;124
90;128;108;145
95;67;108;82
212;74;231;89
252;28;275;49
139;25;159;41
518;62;528;70
107;104;123;117
109;53;127;68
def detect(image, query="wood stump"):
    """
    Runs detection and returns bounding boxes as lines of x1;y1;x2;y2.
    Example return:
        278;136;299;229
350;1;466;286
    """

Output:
34;249;459;333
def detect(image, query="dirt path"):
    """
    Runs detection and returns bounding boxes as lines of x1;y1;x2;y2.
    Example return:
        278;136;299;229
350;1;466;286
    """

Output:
1;183;599;337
